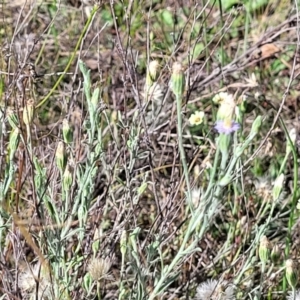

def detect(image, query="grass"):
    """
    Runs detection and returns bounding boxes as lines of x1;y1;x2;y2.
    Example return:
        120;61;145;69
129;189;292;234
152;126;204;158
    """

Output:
0;0;300;299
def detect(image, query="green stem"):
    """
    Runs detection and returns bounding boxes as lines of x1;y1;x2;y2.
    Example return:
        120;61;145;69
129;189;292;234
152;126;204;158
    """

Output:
175;93;192;210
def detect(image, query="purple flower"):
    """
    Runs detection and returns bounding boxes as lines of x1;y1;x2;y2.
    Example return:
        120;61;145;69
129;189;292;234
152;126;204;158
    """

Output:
214;120;240;134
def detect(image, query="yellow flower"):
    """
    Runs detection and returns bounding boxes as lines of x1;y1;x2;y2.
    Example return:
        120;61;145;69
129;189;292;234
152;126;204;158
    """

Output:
189;111;205;126
212;92;234;104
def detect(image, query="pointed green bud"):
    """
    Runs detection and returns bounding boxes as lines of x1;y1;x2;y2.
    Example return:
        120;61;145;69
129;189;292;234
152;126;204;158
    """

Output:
286;259;298;289
259;235;270;264
250;115;262;136
63;163;73;191
145;61;161;103
271;244;281;264
239;94;247;114
170;62;185;97
92;228;101;254
235;106;242;123
62;118;73;144
56;141;66;172
272;173;284;201
146;60;160;88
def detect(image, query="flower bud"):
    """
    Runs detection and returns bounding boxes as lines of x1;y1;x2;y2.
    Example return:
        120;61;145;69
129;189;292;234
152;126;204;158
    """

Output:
250;115;262;136
239;94;248;114
147;61;160;85
63;163;73;191
170;62;185;97
286;259;298;289
92;228;101;254
62;118;73;144
216;94;236;121
259;235;270;264
213;92;233;105
271;244;281;264
56;141;66;172
272;173;284;201
145;61;160;96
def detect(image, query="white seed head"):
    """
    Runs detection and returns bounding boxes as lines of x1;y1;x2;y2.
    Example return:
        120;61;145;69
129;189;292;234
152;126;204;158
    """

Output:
18;263;51;299
87;257;113;282
194;279;235;300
